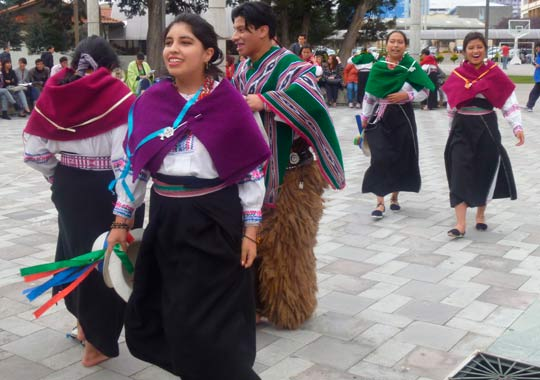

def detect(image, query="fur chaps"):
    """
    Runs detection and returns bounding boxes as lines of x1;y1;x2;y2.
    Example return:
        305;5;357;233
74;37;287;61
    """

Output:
257;161;328;329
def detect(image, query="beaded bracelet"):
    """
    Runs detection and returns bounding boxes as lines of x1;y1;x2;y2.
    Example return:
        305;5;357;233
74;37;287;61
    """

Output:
243;235;258;244
111;222;129;230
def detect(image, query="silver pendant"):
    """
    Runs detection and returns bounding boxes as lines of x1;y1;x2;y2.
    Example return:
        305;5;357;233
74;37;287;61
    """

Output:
289;152;300;165
160;126;174;140
299;181;304;190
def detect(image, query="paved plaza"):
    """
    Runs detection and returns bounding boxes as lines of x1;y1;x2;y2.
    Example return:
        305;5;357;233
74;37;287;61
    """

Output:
1;76;540;379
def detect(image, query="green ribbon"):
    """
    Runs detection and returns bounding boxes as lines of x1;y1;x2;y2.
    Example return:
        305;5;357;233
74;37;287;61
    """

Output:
20;244;133;277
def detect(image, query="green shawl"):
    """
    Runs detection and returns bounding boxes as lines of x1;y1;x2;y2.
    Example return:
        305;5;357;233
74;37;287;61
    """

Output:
232;47;345;206
365;53;435;98
352;53;375;65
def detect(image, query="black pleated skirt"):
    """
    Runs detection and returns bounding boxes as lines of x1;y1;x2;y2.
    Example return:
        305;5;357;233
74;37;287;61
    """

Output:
51;165;125;357
444;111;517;207
125;185;259;380
362;102;421;196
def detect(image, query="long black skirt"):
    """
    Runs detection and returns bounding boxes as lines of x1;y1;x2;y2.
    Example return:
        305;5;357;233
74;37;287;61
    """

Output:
444;112;517;207
362;102;421;196
52;165;125;357
125;186;259;380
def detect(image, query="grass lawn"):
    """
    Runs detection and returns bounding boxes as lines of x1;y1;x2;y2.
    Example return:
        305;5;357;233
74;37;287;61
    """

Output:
508;75;534;84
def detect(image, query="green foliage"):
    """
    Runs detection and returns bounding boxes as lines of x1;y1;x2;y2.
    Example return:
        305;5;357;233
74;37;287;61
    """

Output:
0;14;23;48
435;54;444;63
116;0;208;17
450;53;459;63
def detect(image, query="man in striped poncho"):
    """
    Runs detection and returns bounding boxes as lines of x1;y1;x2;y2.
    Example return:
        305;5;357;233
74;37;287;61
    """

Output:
231;1;345;330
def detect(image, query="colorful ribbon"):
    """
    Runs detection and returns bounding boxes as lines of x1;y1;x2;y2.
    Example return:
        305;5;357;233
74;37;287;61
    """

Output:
20;233;136;318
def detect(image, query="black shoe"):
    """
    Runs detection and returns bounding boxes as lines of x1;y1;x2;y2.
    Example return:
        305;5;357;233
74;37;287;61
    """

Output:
475;223;488;231
371;203;385;220
1;112;10;120
447;228;465;238
390;201;401;211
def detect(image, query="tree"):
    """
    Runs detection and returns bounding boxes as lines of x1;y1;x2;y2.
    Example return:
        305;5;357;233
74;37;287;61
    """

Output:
336;0;396;63
0;14;23;48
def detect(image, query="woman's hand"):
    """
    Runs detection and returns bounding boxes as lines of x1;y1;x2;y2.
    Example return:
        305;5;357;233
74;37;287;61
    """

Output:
244;94;264;112
241;225;258;268
515;130;525;146
385;91;409;103
362;117;368;129
105;217;132;255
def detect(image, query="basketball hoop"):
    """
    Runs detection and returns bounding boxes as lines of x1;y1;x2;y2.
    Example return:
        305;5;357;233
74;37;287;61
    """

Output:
507;20;530;65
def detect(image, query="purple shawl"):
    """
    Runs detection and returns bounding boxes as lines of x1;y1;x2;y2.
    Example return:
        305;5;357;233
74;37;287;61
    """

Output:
128;79;270;185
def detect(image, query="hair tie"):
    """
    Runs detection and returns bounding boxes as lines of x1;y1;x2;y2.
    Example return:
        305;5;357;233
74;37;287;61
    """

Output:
76;53;99;75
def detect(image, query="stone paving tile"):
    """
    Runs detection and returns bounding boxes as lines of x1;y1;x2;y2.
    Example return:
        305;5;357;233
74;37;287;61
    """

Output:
396;263;454;284
348;361;417;380
399;347;465;380
0;316;45;337
318;291;375;315
130;366;179;380
1;329;76;362
449;333;497;358
76;369;134;380
396;300;461;324
0;355;53;380
368;294;412;313
354;323;401;347
39;361;100;380
99;343;151;376
364;339;416;367
259;357;313;380
292;364;359;380
472;269;530;289
302;312;374;341
395;280;457;303
454;300;498;322
294;336;374;371
319;259;376;277
394;321;467;351
319;274;377;295
477;287;537;310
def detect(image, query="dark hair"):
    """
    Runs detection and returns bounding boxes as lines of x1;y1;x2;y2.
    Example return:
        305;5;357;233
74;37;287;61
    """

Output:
163;13;224;78
463;32;487;51
35;58;43;64
421;48;430;56
1;60;11;73
328;54;338;70
386;30;409;45
18;57;27;64
298;33;306;38
47;46;54;50
231;1;276;39
59;56;68;63
300;45;312;54
62;35;119;84
136;53;145;60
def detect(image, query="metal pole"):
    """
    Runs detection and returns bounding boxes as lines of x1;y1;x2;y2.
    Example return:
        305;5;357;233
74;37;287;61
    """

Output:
410;0;421;58
484;0;490;40
87;0;100;36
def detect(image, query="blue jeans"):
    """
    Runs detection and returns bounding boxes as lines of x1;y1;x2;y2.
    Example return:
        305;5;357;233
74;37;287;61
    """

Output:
346;82;358;103
502;56;509;69
0;88;15;111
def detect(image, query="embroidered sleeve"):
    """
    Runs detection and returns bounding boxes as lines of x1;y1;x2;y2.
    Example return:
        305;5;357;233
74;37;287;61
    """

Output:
22;132;58;182
500;91;523;134
238;165;265;226
447;104;457;131
403;82;429;103
111;126;149;219
361;91;378;121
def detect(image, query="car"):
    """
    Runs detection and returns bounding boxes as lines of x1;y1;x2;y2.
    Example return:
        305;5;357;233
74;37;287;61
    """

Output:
487;47;501;60
428;46;438;55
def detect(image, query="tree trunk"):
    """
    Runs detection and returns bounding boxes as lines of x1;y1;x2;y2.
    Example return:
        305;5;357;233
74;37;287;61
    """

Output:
146;0;166;76
338;1;371;64
301;12;310;36
279;6;289;47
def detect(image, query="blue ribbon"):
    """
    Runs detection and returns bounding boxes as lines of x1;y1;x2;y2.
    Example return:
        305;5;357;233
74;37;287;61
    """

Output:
109;86;203;201
23;265;92;302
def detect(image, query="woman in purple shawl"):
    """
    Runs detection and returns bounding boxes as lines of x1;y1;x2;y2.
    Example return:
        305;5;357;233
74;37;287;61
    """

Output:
107;14;270;380
442;32;525;238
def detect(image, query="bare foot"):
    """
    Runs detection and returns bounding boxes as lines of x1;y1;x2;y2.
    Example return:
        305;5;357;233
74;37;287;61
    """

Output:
81;341;109;367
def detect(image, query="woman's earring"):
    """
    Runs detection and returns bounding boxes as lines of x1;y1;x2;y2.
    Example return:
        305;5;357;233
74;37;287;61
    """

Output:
205;62;209;70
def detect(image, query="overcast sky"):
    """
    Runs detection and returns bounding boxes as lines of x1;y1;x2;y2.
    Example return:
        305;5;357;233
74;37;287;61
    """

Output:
430;0;499;8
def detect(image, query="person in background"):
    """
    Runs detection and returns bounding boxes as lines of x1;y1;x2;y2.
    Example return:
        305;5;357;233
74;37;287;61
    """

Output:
322;54;343;107
0;46;11;63
225;54;236;80
525;44;540;112
51;56;69;76
1;60;31;117
125;53;154;95
352;47;375;109
501;44;510;70
420;48;439;110
300;45;323;79
289;33;306;56
29;58;50;100
343;57;358;108
15;57;36;109
41;46;55;69
0;61;17;120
